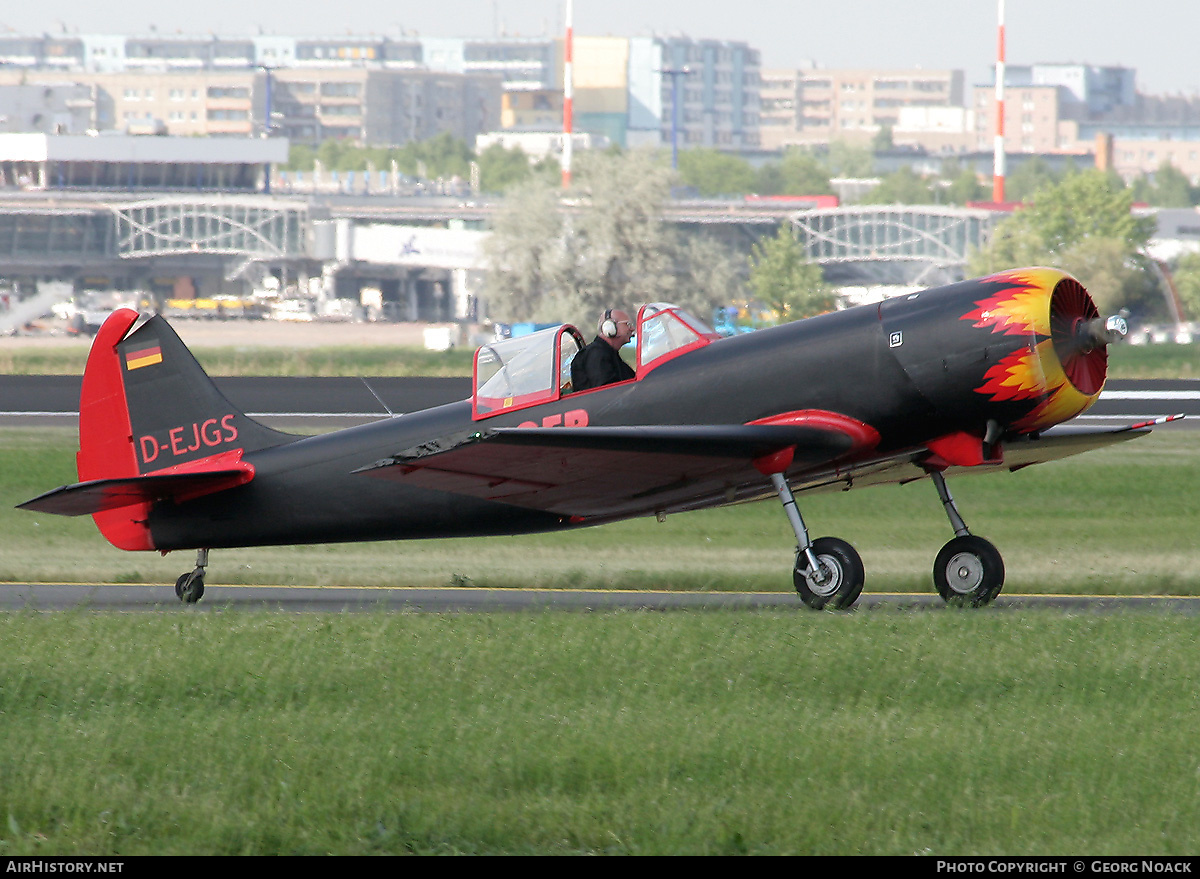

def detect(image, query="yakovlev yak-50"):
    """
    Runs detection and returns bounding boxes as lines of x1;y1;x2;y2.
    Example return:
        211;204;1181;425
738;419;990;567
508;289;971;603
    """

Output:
19;267;1180;609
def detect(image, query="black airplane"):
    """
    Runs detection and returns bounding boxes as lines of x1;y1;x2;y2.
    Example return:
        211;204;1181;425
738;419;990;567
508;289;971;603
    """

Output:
18;266;1180;608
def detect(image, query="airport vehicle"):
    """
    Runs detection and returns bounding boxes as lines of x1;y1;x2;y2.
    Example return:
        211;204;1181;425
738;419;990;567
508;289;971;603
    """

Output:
18;267;1178;608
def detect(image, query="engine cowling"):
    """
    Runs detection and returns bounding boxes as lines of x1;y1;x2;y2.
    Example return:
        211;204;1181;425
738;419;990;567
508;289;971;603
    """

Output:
962;267;1111;433
879;267;1113;436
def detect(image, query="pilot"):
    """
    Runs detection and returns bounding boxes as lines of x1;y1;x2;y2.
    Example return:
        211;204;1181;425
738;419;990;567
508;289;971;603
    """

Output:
570;308;636;392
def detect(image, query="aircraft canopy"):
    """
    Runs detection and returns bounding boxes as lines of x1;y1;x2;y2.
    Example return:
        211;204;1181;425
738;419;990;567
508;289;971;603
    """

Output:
471;303;718;420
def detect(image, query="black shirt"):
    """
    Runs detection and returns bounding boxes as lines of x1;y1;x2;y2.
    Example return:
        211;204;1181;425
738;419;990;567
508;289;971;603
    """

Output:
570;336;635;392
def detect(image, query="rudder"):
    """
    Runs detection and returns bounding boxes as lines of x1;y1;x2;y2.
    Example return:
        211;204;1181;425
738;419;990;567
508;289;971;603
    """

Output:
76;308;296;549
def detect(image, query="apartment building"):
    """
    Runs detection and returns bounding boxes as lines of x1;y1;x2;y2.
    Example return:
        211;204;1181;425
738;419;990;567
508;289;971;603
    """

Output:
0;68;261;136
0;82;96;134
651;36;761;151
759;68;800;151
968;62;1200;181
0;32;762;154
0;63;501;147
569;35;760;151
762;67;964;148
268;68;501;146
0;32;413;72
972;83;1080;154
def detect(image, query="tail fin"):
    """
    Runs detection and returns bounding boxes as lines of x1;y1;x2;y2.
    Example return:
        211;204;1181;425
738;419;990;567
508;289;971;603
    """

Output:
99;310;294;474
62;309;295;549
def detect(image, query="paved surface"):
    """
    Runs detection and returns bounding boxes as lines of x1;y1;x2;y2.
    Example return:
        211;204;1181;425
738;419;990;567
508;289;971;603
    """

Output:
1;582;1198;614
1;377;1196;429
0;374;472;428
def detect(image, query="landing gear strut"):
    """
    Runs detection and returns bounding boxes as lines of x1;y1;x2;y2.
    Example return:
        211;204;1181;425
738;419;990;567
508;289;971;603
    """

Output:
929;471;1004;606
175;548;208;604
770;472;864;610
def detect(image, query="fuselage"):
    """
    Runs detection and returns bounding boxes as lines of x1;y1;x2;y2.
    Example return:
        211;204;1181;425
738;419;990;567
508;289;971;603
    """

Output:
146;268;1104;551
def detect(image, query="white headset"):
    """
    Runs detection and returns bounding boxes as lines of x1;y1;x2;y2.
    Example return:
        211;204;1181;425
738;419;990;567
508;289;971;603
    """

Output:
600;309;618;338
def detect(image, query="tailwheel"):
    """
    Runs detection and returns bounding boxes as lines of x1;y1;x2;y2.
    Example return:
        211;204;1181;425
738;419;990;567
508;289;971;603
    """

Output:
794;537;865;610
933;535;1004;607
175;548;208;604
175;571;205;604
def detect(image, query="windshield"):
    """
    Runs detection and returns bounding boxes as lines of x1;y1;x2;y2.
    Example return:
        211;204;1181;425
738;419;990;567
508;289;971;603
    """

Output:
636;303;716;372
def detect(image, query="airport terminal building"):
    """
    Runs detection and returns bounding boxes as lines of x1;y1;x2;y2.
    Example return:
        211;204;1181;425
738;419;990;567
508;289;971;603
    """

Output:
0;132;488;329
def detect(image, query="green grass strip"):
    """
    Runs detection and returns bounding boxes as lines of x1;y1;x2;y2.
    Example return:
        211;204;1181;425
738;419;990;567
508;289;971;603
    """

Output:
0;611;1198;855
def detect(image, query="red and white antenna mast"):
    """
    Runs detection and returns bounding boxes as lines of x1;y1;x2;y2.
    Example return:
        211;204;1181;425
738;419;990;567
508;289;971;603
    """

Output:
562;0;574;188
993;0;1006;203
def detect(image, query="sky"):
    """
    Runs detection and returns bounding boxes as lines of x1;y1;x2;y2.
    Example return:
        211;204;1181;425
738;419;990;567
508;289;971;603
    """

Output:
5;1;1198;96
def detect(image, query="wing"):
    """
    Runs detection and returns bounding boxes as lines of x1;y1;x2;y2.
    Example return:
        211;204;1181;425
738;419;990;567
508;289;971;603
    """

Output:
787;415;1185;496
355;423;868;519
355;416;1182;520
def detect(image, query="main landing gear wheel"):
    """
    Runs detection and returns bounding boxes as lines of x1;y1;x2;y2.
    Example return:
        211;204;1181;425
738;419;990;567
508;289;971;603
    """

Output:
794;537;866;610
933;535;1004;607
766;470;866;611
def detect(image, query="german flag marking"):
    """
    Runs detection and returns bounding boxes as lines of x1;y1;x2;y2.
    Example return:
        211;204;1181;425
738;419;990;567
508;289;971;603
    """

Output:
125;344;163;371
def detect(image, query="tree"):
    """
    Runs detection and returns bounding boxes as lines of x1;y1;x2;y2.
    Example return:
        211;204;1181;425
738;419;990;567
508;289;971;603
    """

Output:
1056;237;1158;317
283;143;316;171
1130;161;1197;207
752;163;786;195
940;159;986;205
748;148;834;197
774;148;834;195
483;149;749;328
315;137;354;171
968;169;1162;317
1172;251;1200;321
871;124;894;152
747;224;835;322
863;167;933;204
823;140;875;178
1013;170;1154;255
481;178;569;322
568;149;680;321
476;143;537;193
672;232;749;320
677;148;756;196
397;132;473;180
1004;156;1061;203
482;149;678;327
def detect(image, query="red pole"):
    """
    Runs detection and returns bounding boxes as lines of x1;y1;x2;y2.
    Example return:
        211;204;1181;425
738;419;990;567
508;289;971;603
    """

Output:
562;0;574;188
993;0;1006;203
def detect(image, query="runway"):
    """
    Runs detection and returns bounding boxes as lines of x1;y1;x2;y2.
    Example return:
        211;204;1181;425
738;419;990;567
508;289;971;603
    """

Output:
1;581;1198;614
1;376;1195;429
0;374;472;428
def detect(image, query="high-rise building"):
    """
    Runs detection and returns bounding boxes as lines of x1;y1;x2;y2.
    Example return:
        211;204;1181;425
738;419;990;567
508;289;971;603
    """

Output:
972;63;1141;154
0;32;764;154
763;66;964;148
570;35;760;152
0;37;503;147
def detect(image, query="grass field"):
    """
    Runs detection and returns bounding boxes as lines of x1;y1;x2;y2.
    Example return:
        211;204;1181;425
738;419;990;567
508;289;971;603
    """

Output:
0;343;477;378
1;336;1198;379
1;611;1198;855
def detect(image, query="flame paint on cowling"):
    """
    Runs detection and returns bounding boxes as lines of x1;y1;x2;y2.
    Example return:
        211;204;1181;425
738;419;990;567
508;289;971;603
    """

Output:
962;268;1056;338
960;267;1106;433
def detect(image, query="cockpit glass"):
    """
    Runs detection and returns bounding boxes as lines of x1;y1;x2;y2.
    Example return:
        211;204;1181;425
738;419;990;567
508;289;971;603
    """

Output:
473;325;584;417
636;303;715;371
